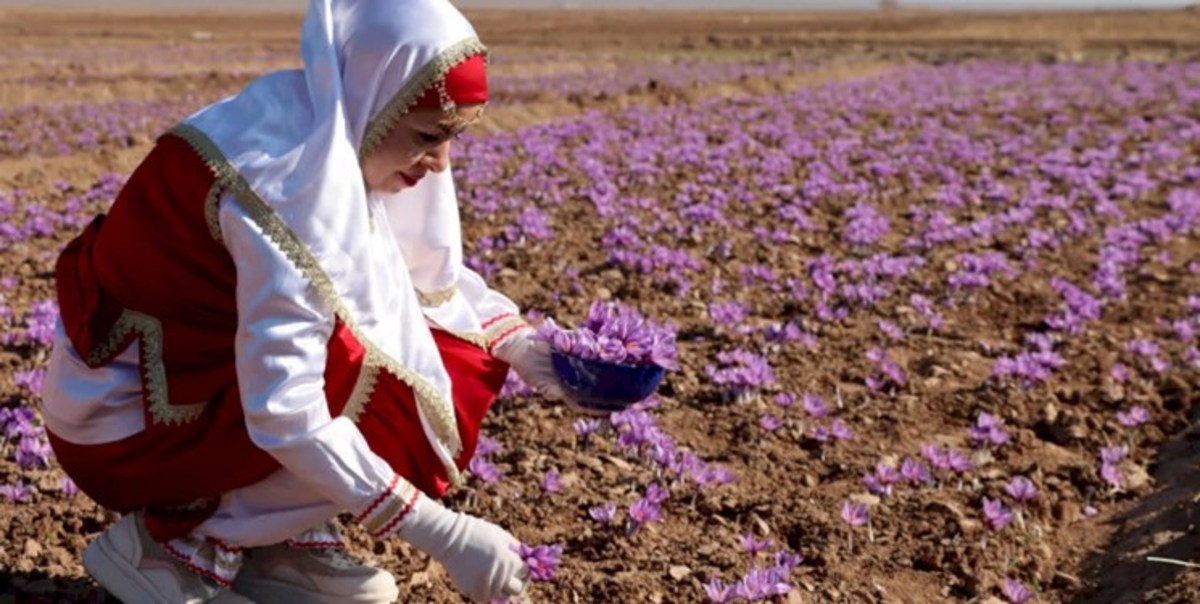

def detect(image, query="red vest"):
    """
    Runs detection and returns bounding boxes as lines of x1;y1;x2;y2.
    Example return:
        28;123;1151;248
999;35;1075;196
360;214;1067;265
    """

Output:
50;132;506;540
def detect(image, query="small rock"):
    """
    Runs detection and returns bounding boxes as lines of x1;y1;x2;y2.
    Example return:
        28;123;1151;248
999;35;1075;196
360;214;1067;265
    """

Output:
595;287;613;300
979;597;1006;604
1124;463;1153;492
1042;402;1060;423
849;493;881;506
576;456;603;470
785;590;806;603
668;565;691;581
751;514;771;535
599;454;632;471
1054;571;1082;589
803;474;819;488
24;539;42;559
498;267;519;279
408;571;430;588
1053;500;1080;526
978;467;1006;481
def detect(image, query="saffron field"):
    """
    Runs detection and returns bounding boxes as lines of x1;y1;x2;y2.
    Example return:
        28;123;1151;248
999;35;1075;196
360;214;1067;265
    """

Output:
1;8;1199;604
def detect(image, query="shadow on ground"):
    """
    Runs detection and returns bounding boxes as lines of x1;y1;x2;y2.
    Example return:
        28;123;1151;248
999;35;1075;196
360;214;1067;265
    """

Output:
0;572;112;604
1076;396;1200;604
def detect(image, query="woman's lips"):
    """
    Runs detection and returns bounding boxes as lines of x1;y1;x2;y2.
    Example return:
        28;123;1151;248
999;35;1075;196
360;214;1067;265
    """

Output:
400;172;419;187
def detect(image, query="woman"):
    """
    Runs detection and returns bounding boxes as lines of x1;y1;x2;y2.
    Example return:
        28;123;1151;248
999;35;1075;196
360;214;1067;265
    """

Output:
42;0;567;602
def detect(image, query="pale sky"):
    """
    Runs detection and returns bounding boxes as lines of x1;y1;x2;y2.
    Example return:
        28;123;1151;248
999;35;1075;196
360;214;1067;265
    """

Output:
0;0;1195;10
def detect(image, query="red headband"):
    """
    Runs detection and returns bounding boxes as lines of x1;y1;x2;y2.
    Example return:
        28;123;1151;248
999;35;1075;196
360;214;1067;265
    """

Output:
412;52;488;109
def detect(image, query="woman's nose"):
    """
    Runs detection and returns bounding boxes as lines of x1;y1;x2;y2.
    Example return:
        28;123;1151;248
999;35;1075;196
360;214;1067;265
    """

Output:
421;141;451;173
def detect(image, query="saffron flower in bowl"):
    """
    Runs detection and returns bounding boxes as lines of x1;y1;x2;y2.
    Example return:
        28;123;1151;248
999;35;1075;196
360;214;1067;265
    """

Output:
536;301;678;414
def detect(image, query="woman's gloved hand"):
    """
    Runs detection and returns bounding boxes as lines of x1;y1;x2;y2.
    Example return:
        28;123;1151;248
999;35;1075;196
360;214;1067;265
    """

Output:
493;331;568;402
399;494;528;603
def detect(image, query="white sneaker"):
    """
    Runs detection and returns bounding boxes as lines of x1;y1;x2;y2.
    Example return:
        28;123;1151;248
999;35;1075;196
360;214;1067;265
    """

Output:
231;545;399;604
83;512;254;604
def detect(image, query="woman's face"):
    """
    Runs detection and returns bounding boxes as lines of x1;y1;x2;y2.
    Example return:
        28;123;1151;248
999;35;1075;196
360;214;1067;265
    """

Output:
360;104;484;195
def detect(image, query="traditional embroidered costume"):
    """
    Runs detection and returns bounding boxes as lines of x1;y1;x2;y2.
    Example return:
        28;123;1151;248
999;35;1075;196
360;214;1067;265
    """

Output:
43;1;541;601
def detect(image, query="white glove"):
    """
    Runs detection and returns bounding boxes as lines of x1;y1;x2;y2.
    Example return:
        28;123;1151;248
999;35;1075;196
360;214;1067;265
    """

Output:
399;494;529;603
494;331;568;402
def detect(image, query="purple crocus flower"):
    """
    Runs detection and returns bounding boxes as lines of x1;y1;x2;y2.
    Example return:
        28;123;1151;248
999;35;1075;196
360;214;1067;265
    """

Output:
875;462;901;485
61;477;79;497
922;443;951;471
0;482;31;503
645;483;670;505
840;500;869;527
830;419;854;441
983;497;1013;531
811;425;831;443
1005;476;1038;503
802;393;829;418
863;474;892;497
773;549;804;571
947;449;974;474
573;418;602;437
1100;463;1124;489
515;543;563;582
468;457;502;484
900;457;931;484
704;577;732;603
1100;445;1129;464
738;534;774;555
13;368;46;395
760;414;783;432
15;434;52;470
1002;578;1035;603
877;319;905;341
629;498;663;527
541;470;563;494
733;566;793;599
1116;406;1150;428
589;502;617;524
476;435;504;457
968;412;1011;447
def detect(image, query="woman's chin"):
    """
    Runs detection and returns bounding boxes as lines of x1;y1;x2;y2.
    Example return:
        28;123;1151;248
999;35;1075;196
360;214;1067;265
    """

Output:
367;179;408;196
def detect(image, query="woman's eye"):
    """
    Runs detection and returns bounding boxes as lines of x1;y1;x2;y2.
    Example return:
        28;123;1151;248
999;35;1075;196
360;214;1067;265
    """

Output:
418;132;442;144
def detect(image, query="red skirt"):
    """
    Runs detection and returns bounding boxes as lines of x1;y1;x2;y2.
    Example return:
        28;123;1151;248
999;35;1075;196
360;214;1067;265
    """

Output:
48;328;509;541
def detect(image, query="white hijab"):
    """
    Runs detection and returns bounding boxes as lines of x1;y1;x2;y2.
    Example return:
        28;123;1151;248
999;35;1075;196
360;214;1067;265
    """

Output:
182;0;488;477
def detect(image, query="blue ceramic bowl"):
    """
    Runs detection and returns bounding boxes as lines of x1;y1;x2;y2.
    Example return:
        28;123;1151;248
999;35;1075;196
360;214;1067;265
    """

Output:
550;350;666;414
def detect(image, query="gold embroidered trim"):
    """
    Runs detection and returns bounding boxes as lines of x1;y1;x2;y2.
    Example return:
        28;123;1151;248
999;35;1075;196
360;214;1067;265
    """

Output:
86;309;206;426
204;181;224;242
166;122;463;459
416;284;457;307
359;38;488;160
342;350;382;423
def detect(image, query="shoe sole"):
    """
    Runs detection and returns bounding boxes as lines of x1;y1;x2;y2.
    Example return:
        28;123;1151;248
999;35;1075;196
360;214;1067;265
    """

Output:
84;529;256;604
232;578;397;604
84;529;172;604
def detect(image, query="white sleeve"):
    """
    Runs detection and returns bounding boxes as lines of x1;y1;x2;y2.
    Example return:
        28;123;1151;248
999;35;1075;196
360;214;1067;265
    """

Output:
457;265;533;353
220;195;399;515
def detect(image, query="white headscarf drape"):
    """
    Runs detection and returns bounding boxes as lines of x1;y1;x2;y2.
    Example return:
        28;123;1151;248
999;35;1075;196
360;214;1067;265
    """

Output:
180;0;490;478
